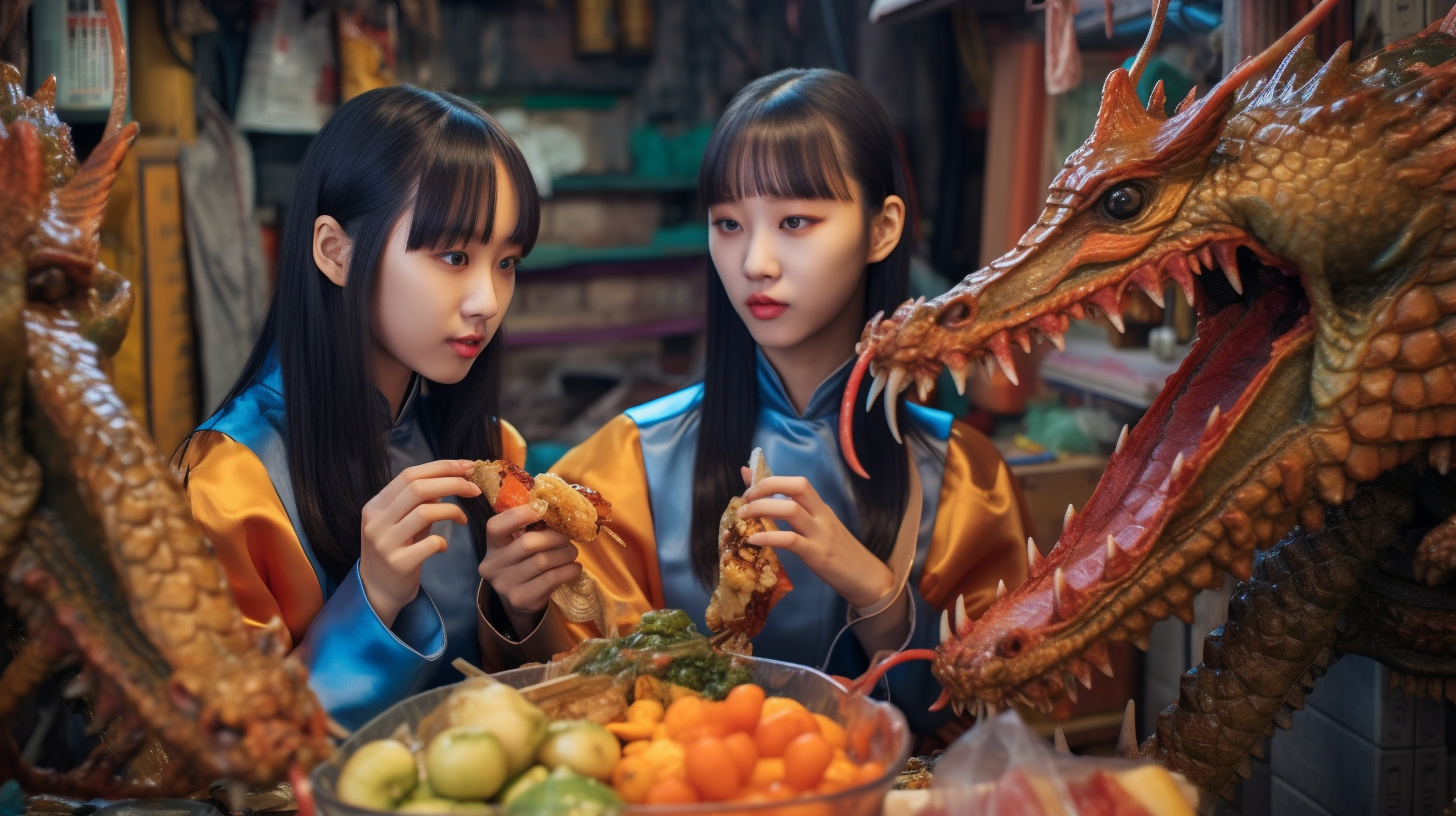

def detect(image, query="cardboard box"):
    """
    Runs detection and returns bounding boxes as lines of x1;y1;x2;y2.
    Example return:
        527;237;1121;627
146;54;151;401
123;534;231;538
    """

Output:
100;137;198;455
1271;703;1414;816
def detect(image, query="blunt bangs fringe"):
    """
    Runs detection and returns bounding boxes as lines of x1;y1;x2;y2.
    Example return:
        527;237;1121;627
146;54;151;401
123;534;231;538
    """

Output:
699;109;854;206
407;100;541;255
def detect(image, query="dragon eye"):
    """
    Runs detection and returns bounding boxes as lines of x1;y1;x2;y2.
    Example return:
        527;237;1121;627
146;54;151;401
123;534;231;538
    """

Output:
1100;183;1146;221
937;300;973;328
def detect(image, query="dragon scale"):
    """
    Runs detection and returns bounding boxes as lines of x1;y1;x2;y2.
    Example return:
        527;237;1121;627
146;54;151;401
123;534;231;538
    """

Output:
845;0;1456;804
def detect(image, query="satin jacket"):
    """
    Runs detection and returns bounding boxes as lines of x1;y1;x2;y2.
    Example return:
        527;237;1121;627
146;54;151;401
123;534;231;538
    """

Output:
480;352;1029;734
180;354;525;729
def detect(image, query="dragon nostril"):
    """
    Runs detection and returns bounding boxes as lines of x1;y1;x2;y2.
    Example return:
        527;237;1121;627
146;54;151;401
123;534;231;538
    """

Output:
938;300;973;328
997;631;1029;658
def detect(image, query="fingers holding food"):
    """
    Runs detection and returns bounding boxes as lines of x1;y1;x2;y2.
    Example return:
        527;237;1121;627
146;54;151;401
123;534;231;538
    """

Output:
469;461;615;544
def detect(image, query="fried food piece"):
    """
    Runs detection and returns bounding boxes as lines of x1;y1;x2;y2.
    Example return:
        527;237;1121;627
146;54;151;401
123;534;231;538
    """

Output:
704;449;793;655
469;460;615;543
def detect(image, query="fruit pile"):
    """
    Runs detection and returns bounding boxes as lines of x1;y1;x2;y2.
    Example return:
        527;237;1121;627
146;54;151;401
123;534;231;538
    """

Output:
607;684;885;808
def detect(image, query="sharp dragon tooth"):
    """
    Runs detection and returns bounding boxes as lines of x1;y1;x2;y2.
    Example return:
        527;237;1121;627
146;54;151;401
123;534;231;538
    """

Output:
997;579;1008;600
1064;504;1077;530
952;700;965;717
982;354;998;381
1088;645;1115;677
884;368;908;444
1137;274;1166;307
1223;262;1244;295
1206;405;1221;431
1088;289;1126;333
1047;330;1066;351
987;333;1020;386
1198;244;1216;272
955;593;968;633
1115;424;1128;454
915;371;935;401
1067;303;1085;319
985;701;999;718
1105;309;1126;334
1107;534;1118;562
865;370;888;410
1015;332;1033;354
1132;632;1151;651
1053;567;1069;618
947;360;968;395
1117;700;1140;758
1054;727;1071;753
1171;452;1186;482
1062;673;1079;703
939;609;952;643
1163;254;1197;304
1027;537;1042;568
1215;242;1243;294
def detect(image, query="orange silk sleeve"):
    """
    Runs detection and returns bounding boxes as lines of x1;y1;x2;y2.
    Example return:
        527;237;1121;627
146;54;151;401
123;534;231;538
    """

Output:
181;430;324;649
547;414;663;643
918;420;1031;622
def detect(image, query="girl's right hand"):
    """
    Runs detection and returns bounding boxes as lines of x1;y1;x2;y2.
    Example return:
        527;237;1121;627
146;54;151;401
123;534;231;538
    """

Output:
359;460;481;628
479;502;581;636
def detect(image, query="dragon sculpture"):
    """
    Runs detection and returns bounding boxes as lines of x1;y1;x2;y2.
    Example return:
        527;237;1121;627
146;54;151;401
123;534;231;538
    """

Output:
846;0;1456;806
0;0;330;797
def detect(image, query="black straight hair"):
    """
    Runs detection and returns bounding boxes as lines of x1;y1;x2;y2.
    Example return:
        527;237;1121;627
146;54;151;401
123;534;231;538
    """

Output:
179;85;540;581
691;68;916;589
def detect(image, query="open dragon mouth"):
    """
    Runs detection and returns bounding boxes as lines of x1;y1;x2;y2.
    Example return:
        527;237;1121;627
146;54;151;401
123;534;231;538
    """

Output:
847;239;1318;713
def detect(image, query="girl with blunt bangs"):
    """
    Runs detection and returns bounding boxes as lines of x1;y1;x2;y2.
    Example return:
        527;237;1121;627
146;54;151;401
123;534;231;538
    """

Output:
177;85;572;729
483;69;1031;736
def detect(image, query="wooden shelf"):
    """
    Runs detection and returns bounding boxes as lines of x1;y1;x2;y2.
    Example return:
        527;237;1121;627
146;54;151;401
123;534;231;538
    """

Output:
505;315;704;347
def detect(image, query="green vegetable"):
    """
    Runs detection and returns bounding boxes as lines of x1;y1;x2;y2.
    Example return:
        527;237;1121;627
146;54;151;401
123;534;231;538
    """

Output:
573;611;751;700
422;680;549;776
502;776;623;816
335;739;418;810
424;727;509;801
500;766;551;806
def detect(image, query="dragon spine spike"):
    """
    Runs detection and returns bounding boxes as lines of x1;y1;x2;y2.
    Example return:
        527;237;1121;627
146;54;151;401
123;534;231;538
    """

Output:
884;367;907;444
996;578;1007;600
955;593;968;633
1053;567;1070;618
1116;700;1140;758
865;370;887;410
947;359;968;396
986;332;1020;385
1146;79;1168;117
1027;536;1042;568
1207;404;1222;431
1115;424;1128;454
938;609;951;643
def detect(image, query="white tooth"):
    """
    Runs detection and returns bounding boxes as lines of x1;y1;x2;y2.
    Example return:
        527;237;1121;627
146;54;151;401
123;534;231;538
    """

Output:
1048;331;1066;351
1206;405;1221;431
1140;278;1166;308
1054;567;1069;617
1106;309;1126;334
948;362;968;396
953;700;965;716
1175;274;1197;305
1064;504;1077;530
1171;452;1186;482
1224;264;1244;295
1027;537;1042;567
1114;424;1128;454
1063;673;1079;703
1015;333;1032;354
955;593;968;633
865;370;888;410
1107;534;1118;562
939;609;952;643
997;579;1008;600
1092;651;1115;677
885;368;908;444
995;353;1020;387
915;372;935;401
982;355;998;380
1187;253;1203;275
985;701;999;718
1133;633;1151;651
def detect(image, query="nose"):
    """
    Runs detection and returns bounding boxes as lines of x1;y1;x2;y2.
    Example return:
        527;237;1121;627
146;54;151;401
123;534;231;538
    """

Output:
462;269;500;321
743;229;780;281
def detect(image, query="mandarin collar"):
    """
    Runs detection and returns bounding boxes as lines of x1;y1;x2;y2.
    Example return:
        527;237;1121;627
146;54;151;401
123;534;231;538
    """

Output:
372;373;422;436
754;349;856;422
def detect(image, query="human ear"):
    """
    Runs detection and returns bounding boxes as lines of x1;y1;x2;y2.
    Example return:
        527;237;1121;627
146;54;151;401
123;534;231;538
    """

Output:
866;195;906;265
313;215;353;287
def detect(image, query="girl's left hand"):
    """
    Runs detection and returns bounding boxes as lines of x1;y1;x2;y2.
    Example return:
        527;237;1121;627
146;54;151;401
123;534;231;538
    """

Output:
738;472;896;610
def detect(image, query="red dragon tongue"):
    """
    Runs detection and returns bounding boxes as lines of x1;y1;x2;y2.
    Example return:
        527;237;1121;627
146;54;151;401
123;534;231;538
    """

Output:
840;345;876;480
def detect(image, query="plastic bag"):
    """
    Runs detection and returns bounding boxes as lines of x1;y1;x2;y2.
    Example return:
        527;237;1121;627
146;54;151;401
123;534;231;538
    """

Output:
920;709;1199;816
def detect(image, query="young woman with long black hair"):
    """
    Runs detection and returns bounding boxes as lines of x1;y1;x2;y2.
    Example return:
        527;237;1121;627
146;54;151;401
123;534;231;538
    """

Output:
177;85;573;729
478;69;1029;734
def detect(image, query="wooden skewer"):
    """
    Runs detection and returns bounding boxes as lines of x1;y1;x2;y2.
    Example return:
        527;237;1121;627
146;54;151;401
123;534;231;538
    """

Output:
517;672;616;706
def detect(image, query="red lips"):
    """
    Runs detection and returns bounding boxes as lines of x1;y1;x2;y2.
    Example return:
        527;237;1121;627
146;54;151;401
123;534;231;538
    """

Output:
448;334;484;359
746;293;787;320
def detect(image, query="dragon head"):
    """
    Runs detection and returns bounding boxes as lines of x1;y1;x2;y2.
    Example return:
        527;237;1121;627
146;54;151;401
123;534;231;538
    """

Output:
846;0;1456;713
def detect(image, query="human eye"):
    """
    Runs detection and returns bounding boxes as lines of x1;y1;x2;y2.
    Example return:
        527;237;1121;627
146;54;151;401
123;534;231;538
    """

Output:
439;250;469;267
781;216;815;230
714;218;742;232
497;256;518;272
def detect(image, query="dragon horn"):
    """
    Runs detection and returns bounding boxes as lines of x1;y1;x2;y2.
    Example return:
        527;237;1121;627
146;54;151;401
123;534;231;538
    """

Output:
1168;0;1342;145
55;0;139;265
1126;0;1171;86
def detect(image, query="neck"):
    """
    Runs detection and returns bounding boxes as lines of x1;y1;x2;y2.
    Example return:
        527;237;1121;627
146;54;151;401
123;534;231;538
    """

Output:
371;344;413;421
760;296;866;416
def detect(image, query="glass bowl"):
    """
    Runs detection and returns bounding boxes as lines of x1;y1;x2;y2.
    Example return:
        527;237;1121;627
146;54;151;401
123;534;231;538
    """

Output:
311;656;910;816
